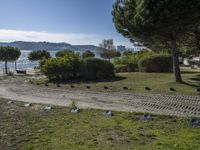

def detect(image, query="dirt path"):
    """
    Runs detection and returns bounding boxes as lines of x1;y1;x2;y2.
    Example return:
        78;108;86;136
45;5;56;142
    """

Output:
0;77;199;117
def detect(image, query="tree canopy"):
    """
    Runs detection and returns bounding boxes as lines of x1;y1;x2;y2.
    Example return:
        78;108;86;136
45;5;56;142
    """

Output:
28;50;50;61
99;39;121;61
82;50;95;59
112;0;200;82
0;46;21;74
55;49;74;57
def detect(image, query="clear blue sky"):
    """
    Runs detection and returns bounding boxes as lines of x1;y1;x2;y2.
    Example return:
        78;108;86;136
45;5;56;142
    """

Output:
0;0;133;47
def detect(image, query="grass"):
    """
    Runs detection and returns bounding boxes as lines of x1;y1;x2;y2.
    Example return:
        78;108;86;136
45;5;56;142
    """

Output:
1;98;200;150
34;67;200;95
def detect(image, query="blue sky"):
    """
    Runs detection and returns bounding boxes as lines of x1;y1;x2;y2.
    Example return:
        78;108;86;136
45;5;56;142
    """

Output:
0;0;133;47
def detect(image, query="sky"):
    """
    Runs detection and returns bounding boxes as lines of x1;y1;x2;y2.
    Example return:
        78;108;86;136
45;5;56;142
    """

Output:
0;0;133;47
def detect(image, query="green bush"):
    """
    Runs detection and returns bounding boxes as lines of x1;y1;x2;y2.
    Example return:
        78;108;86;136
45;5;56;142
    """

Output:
115;64;127;72
138;54;173;72
81;58;115;80
40;55;80;80
113;51;153;72
82;50;95;59
56;49;75;57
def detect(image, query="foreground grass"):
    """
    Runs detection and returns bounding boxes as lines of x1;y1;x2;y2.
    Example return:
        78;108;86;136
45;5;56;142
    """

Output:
35;67;200;95
0;98;200;150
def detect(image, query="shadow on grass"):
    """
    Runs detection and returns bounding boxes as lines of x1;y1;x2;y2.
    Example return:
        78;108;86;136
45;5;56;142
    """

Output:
190;78;200;82
181;81;200;88
48;76;127;84
181;71;200;74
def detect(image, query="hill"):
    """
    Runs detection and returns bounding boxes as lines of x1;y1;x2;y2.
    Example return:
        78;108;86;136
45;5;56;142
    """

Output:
0;41;99;51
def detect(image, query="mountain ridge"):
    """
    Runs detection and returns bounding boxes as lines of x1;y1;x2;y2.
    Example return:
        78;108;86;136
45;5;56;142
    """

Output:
0;41;99;51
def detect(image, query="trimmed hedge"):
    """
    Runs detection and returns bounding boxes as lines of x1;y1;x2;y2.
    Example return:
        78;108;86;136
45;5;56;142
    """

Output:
40;57;115;81
115;64;127;72
81;58;115;80
138;54;173;72
40;56;80;80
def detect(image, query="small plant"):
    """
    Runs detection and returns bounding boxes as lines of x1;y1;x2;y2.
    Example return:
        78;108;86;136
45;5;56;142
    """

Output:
36;82;40;85
57;84;60;87
70;85;74;88
69;100;77;109
45;83;49;86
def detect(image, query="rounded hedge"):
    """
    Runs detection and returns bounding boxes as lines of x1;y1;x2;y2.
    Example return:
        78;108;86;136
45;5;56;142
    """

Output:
138;54;173;72
81;58;115;80
115;64;127;72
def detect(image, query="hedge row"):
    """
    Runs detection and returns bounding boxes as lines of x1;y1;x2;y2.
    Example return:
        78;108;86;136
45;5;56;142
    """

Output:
138;54;173;72
40;57;115;81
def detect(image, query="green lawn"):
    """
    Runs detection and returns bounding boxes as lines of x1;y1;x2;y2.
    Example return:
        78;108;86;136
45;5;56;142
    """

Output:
35;67;200;95
0;98;200;150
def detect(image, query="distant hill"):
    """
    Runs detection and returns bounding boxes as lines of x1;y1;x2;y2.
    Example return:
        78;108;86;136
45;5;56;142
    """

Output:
0;41;99;51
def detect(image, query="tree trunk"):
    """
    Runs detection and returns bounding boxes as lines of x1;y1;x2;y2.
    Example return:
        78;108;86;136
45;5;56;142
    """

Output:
199;54;200;68
15;61;17;71
171;38;182;83
5;60;8;74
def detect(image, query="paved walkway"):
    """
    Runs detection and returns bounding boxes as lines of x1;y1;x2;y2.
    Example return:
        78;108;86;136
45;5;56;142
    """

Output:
0;77;199;117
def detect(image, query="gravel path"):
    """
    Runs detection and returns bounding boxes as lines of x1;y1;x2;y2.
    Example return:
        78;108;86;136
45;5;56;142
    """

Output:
0;77;199;117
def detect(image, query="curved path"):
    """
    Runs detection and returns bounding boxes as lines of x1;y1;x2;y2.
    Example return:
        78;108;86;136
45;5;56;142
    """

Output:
0;77;199;117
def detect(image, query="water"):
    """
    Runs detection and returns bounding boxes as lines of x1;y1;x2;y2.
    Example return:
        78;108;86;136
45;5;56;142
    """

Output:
0;50;55;71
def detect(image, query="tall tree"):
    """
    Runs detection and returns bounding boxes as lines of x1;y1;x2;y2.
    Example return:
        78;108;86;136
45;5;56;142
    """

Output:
112;0;200;82
0;46;21;74
183;24;200;59
99;39;121;61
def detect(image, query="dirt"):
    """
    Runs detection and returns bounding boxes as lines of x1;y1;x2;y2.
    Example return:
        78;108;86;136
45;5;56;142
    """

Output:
0;77;199;117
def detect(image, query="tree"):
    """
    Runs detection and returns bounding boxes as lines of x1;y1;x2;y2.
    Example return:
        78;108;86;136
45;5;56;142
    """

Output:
55;49;73;57
183;24;200;61
99;39;121;61
82;50;95;59
123;50;133;56
112;0;200;82
0;46;21;74
28;50;50;61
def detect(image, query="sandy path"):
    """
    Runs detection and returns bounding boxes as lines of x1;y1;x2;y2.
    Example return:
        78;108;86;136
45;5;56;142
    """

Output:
0;77;199;117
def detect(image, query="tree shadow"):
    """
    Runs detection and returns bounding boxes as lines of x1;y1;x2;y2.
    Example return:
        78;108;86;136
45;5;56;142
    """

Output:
190;78;200;82
181;81;200;88
181;71;200;74
49;76;127;84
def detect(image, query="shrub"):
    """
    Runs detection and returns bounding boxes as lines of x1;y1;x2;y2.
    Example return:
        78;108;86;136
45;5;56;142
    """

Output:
81;58;115;80
138;54;173;72
113;50;153;72
40;55;81;80
55;49;75;57
115;64;127;72
82;50;95;59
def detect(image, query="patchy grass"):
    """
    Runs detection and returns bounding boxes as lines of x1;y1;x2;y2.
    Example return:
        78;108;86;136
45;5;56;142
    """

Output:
34;67;200;95
0;98;200;150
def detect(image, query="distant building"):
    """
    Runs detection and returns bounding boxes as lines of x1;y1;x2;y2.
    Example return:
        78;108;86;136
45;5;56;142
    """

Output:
127;46;146;52
117;45;126;51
